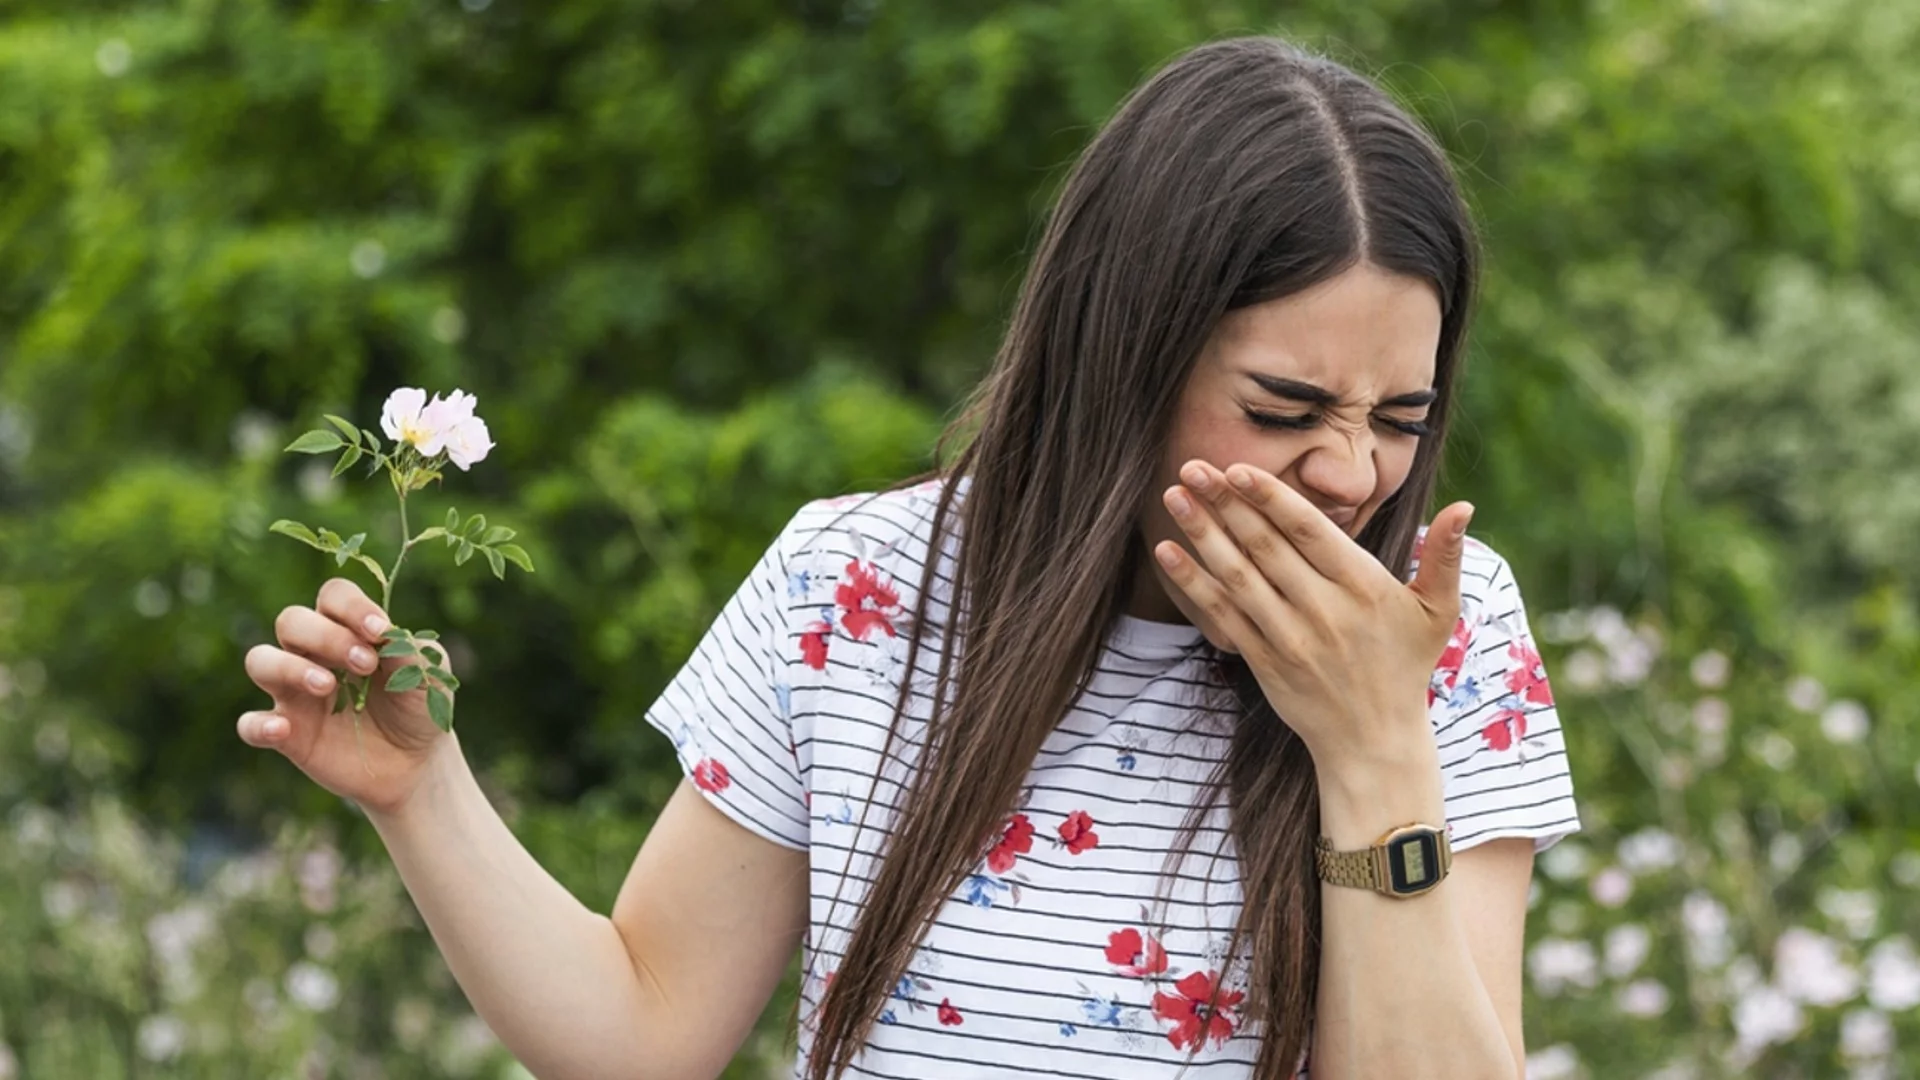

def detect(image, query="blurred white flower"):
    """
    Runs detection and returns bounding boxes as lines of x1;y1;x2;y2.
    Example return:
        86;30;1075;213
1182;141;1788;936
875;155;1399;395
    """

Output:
1752;732;1797;771
230;410;279;460
1691;696;1730;737
1840;1008;1894;1060
1732;985;1803;1057
10;802;57;852
1819;889;1880;940
1866;937;1920;1010
179;564;213;604
1893;852;1920;889
393;996;435;1050
1590;866;1632;908
1617;828;1683;875
34;722;70;763
136;1014;187;1062
95;38;131;77
1689;649;1730;689
1769;833;1804;874
147;902;216;1003
1617;979;1671;1018
1775;927;1860;1006
244;976;279;1018
0;1043;16;1080
1785;674;1826;713
1529;938;1600;997
213;852;281;900
286;961;340;1012
298;458;341;503
1562;648;1605;691
437;1013;501;1075
298;845;342;914
1525;1044;1580;1080
1683;892;1732;967
1605;923;1653;978
351;239;387;278
42;880;84;923
1540;842;1590;883
1820;699;1871;744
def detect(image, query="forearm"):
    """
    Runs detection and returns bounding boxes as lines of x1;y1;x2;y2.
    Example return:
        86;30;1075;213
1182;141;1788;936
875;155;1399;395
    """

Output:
368;736;656;1080
1309;741;1517;1080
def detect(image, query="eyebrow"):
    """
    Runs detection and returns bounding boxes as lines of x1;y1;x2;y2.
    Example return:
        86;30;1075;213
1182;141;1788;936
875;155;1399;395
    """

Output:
1246;373;1437;409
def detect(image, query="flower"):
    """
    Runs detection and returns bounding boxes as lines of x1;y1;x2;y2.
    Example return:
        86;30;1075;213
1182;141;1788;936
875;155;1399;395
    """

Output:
692;759;731;793
800;619;832;669
1481;706;1529;751
835;561;900;640
937;998;963;1025
1151;970;1243;1051
1504;640;1554;705
986;813;1034;874
1105;928;1169;977
380;387;494;470
1058;810;1099;854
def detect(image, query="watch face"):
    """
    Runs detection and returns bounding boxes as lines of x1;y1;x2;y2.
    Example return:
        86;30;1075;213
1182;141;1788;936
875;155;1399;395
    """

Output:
1386;831;1444;894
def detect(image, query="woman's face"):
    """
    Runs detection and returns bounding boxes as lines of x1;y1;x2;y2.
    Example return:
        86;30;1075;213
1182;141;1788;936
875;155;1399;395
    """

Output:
1130;262;1444;640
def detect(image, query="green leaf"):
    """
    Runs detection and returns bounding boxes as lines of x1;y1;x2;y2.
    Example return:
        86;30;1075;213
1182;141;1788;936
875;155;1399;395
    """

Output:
428;667;460;692
381;627;410;641
496;544;534;573
384;666;425;693
412;527;447;544
413;629;439;641
455;539;475;566
349;554;388;591
485;546;505;580
445;507;459;532
464;513;488;539
334;532;366;567
318;528;343;550
360;427;384;452
329;444;364;478
332;676;352;715
324;415;362;445
379;639;417;657
268;519;326;551
426;685;453;732
284;430;345;454
480;525;516;545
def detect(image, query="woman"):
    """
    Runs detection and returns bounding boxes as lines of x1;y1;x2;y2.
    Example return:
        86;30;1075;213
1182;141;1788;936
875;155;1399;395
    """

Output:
238;37;1577;1080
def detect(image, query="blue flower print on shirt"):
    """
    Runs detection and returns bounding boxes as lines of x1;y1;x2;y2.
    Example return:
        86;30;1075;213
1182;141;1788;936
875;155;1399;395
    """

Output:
960;874;1011;909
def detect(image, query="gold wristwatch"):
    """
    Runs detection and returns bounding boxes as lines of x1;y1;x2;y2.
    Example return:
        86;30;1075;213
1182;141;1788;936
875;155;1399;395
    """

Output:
1315;823;1452;898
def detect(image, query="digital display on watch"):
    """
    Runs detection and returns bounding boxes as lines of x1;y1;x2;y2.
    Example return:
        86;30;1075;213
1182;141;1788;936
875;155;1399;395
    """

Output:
1387;831;1443;894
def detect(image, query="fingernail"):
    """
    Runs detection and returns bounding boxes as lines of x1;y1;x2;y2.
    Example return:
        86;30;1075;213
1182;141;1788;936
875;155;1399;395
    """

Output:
349;646;376;672
1453;504;1475;538
1155;544;1181;569
1165;488;1193;517
264;717;288;739
1227;467;1255;491
1182;464;1211;492
363;614;389;638
306;669;332;693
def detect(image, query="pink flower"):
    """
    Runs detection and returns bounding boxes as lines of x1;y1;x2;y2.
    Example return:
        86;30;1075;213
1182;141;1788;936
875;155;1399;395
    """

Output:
1152;970;1243;1051
380;387;494;470
1105;928;1169;977
1481;708;1528;751
1505;640;1554;706
692;759;731;793
1058;810;1100;855
937;998;963;1026
835;561;900;640
986;814;1035;874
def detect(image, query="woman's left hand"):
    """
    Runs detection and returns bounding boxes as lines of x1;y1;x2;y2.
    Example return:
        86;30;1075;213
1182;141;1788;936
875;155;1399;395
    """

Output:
1155;459;1472;770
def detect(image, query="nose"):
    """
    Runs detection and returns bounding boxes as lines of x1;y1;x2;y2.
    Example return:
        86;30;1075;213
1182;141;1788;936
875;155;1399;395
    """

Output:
1292;426;1377;511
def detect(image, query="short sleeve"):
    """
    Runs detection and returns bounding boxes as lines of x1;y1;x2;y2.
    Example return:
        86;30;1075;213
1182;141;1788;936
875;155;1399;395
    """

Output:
1427;543;1581;853
642;509;812;851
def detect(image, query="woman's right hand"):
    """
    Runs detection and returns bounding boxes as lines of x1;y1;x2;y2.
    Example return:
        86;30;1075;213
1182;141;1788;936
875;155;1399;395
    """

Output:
239;577;454;817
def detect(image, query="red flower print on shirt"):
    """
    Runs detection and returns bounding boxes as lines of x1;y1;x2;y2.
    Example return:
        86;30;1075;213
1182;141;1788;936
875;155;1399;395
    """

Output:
1105;928;1169;977
937;998;963;1026
987;813;1035;874
692;758;731;793
1058;810;1099;854
1481;706;1528;751
1428;616;1473;706
800;619;832;670
1152;970;1244;1051
1505;639;1554;706
836;560;900;641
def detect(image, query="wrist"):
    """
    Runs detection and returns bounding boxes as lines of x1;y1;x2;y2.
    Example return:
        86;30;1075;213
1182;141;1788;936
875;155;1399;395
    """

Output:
1313;744;1445;849
368;733;473;834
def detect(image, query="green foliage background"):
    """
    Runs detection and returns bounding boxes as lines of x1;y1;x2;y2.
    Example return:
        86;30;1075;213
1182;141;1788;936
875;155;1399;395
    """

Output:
3;0;1919;1076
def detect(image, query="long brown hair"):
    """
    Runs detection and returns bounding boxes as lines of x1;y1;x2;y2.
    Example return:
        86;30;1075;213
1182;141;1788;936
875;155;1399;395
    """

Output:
805;37;1478;1079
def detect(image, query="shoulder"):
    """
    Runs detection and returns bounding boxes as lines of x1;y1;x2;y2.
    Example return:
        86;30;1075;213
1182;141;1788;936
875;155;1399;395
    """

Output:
778;476;958;573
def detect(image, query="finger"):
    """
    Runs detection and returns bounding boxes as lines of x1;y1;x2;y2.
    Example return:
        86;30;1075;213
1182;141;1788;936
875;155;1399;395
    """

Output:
316;577;392;644
1179;461;1330;609
245;642;341;710
1151;540;1269;655
237;709;293;749
275;603;382;678
1161;483;1291;644
1410;501;1474;620
1219;462;1370;587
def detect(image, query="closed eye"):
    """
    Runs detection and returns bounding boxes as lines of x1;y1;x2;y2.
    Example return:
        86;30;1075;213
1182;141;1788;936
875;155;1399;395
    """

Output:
1242;408;1431;438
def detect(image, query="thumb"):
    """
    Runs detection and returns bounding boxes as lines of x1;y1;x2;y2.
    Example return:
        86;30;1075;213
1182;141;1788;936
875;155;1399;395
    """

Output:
1411;501;1474;619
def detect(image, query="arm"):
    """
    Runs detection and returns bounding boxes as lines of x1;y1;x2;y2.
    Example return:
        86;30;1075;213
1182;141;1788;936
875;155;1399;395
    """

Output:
1309;748;1528;1078
372;757;808;1080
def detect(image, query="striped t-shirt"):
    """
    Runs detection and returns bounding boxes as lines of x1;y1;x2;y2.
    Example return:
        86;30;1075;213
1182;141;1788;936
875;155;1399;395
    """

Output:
643;476;1579;1079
